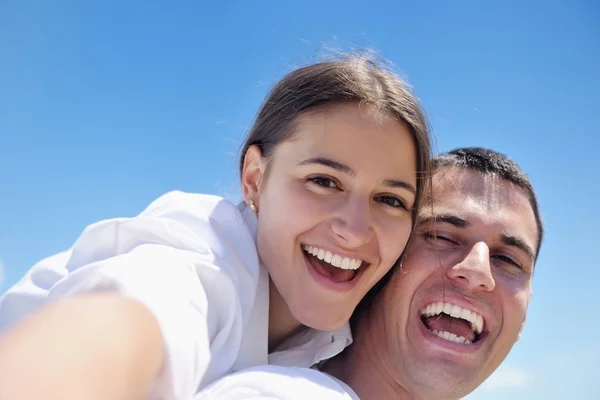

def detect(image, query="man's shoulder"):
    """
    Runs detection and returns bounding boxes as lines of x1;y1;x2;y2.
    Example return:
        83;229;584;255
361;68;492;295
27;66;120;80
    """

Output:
196;365;359;399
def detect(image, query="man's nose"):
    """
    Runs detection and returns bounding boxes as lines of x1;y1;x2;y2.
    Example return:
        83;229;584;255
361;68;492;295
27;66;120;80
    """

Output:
446;242;496;292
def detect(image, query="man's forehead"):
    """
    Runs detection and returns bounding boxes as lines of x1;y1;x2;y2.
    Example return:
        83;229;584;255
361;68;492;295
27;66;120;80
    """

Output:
422;167;538;245
428;167;524;208
432;168;522;207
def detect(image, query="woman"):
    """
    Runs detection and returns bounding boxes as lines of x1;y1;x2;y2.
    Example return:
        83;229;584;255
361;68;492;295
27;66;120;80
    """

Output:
0;53;431;399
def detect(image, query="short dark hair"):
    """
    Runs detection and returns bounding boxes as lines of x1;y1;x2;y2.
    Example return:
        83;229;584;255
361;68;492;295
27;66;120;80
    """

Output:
432;147;543;261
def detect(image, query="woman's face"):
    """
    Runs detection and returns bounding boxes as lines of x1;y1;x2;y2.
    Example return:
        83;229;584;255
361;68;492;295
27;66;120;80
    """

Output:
243;103;418;331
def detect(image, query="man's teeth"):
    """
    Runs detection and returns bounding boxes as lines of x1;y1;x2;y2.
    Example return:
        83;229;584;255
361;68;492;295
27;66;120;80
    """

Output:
302;245;362;270
419;301;484;335
431;330;472;345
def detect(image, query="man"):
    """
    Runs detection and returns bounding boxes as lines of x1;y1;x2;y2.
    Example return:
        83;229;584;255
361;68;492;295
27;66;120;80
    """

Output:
197;147;543;399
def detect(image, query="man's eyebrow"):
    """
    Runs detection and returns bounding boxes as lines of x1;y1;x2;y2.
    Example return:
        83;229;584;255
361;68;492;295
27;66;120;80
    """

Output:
297;157;355;176
298;157;416;194
501;233;536;261
432;213;470;228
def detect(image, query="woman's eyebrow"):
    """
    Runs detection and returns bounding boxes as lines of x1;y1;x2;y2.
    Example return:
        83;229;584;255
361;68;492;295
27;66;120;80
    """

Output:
297;157;355;176
381;179;416;194
298;157;416;194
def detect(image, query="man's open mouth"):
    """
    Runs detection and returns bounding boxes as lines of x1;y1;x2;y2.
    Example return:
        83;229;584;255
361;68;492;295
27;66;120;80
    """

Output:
419;301;485;344
302;245;368;283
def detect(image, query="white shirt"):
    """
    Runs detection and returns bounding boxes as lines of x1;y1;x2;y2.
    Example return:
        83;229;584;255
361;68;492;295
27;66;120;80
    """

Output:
0;191;352;399
195;365;360;400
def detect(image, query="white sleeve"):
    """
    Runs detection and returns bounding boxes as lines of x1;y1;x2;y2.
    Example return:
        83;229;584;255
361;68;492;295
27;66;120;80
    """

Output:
0;251;71;331
195;366;360;400
0;192;260;399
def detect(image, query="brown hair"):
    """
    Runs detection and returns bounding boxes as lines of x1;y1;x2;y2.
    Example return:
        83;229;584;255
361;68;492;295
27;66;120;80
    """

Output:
240;52;432;224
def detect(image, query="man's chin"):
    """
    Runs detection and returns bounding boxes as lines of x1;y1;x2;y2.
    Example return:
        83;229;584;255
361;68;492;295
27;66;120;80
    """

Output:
404;318;494;398
404;364;483;400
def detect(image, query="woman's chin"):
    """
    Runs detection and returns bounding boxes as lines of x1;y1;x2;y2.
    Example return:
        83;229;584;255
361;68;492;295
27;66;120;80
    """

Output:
293;304;352;332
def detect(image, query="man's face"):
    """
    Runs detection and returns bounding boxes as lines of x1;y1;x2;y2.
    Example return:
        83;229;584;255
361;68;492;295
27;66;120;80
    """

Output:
377;167;538;399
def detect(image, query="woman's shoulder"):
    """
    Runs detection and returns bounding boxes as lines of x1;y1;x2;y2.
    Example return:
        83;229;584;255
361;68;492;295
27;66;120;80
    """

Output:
140;191;240;220
137;191;256;255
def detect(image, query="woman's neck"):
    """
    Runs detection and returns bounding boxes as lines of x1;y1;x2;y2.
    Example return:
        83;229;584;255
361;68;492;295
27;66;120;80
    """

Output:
267;279;303;352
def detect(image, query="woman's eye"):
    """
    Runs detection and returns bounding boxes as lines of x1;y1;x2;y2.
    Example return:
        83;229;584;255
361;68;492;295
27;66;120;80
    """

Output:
307;176;339;189
376;195;407;210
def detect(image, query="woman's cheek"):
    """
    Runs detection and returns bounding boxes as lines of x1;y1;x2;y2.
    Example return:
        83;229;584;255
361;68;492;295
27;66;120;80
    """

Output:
379;217;413;262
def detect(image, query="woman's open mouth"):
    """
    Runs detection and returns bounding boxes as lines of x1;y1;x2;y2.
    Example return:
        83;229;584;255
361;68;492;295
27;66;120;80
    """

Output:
302;244;368;283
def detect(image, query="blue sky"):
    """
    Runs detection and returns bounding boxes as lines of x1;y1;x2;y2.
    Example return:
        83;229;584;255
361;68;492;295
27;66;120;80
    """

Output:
1;1;598;398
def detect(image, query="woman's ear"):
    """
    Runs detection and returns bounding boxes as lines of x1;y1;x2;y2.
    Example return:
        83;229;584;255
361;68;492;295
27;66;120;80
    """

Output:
241;145;265;207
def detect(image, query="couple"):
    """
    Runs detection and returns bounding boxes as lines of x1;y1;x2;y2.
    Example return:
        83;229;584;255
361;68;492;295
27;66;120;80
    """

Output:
200;147;543;399
0;53;541;399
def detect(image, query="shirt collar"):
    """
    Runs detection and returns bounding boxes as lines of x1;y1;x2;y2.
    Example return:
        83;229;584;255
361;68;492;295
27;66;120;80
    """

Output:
238;201;257;241
268;323;353;368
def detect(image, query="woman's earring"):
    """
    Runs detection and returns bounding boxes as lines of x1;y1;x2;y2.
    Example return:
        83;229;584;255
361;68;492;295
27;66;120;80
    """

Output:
250;200;258;213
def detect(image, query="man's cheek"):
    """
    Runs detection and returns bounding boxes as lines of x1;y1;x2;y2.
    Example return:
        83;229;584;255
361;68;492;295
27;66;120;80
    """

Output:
400;242;427;264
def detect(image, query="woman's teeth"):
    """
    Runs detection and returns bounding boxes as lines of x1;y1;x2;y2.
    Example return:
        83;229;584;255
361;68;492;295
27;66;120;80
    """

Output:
302;245;362;270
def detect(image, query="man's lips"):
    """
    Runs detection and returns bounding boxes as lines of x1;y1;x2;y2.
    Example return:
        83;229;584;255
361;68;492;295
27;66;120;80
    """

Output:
419;301;486;345
416;312;489;354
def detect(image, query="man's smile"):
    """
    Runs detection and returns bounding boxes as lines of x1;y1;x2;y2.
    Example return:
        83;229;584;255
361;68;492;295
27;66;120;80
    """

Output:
419;301;485;344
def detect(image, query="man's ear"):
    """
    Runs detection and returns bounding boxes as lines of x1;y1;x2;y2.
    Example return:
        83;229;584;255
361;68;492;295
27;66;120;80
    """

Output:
516;316;526;342
241;145;265;207
516;290;532;342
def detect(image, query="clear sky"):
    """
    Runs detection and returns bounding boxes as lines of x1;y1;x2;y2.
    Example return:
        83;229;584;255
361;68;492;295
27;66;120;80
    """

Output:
1;1;598;398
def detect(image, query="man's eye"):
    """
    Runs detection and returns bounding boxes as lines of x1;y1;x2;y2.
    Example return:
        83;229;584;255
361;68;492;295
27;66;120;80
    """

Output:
376;195;408;210
422;232;455;244
307;176;339;189
493;255;521;269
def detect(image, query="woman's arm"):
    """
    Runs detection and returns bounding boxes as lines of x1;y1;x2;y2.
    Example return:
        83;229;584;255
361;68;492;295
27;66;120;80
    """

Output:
0;294;164;400
0;192;261;397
